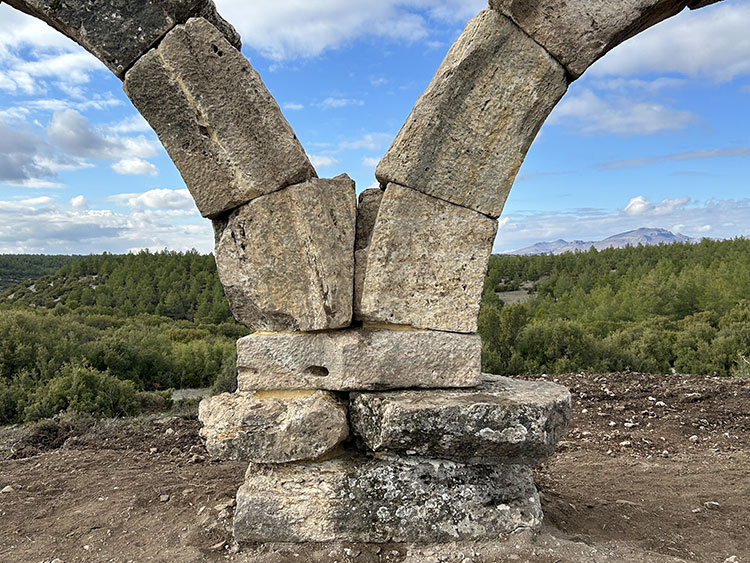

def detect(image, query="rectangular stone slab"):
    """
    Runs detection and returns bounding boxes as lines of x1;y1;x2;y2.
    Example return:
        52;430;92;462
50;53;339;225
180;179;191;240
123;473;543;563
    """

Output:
198;390;348;463
489;0;688;79
213;175;355;332
124;17;316;218
350;374;571;464
359;183;497;334
234;452;541;543
236;327;482;391
6;0;240;78
375;10;567;218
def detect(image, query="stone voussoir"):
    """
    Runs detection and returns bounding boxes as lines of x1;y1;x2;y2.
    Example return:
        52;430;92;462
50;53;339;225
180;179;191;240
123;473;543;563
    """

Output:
350;374;572;464
198;390;348;463
488;0;691;79
236;327;482;391
124;17;316;218
233;452;542;544
6;0;240;78
214;175;356;332
375;9;567;218
359;183;497;334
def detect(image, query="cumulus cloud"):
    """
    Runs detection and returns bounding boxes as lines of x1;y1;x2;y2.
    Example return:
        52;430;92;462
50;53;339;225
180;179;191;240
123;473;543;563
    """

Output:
70;195;88;210
590;2;750;82
319;97;364;109
602;146;750;170
108;188;196;211
362;156;381;167
549;88;694;135
283;102;304;111
309;154;339;168
214;0;485;60
111;158;159;176
623;196;691;216
340;132;394;150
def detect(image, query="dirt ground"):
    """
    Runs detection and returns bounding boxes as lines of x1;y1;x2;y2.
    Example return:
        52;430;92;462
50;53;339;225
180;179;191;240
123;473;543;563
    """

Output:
0;372;747;563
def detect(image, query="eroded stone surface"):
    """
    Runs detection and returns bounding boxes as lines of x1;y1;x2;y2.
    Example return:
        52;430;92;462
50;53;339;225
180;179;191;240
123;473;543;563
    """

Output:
234;452;541;543
489;0;689;79
354;188;383;319
350;374;571;463
359;183;497;333
124;17;316;218
375;10;567;218
6;0;240;78
214;175;355;331
236;327;481;391
198;390;348;463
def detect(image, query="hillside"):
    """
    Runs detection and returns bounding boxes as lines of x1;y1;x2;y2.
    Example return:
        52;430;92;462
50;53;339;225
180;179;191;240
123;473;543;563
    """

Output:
509;228;697;255
0;254;80;292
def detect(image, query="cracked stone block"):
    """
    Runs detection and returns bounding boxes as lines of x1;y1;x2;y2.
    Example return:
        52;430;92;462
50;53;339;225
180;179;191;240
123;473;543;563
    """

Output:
234;452;542;543
6;0;240;78
350;374;571;464
354;188;383;319
375;10;567;218
489;0;689;79
359;183;497;334
213;175;356;331
198;390;348;463
236;327;482;391
124;17;316;218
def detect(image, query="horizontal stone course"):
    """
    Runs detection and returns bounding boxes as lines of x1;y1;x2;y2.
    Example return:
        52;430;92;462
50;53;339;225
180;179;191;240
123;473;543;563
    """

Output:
375;9;567;218
234;452;541;543
6;0;240;78
350;374;571;463
198;390;348;463
236;327;482;391
124;17;316;218
359;183;497;333
213;175;356;331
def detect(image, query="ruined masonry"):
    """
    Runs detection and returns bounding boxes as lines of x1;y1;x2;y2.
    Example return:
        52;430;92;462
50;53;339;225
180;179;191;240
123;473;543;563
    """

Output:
5;0;722;546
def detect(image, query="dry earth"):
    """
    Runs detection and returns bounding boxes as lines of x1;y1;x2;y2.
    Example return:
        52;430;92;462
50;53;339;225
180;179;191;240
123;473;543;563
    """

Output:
1;372;748;563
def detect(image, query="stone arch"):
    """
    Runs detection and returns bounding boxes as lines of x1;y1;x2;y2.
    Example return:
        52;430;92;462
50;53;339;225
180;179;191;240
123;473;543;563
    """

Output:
1;0;725;335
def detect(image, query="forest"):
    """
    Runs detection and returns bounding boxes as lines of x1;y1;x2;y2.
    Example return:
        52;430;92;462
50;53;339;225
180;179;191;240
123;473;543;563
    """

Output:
1;238;748;425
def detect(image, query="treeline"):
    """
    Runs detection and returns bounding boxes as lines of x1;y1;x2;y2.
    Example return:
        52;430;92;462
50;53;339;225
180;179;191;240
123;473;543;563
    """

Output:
479;237;750;378
0;254;80;291
3;250;233;323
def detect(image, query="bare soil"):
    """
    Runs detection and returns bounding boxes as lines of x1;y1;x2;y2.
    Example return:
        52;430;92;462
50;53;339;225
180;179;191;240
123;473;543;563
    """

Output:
1;372;748;563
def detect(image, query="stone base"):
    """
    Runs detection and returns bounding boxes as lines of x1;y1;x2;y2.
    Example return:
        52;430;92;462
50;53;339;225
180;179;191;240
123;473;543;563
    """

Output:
233;452;542;544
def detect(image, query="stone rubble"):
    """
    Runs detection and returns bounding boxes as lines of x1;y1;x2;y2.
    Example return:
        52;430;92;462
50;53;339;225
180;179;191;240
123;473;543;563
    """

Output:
124;17;316;218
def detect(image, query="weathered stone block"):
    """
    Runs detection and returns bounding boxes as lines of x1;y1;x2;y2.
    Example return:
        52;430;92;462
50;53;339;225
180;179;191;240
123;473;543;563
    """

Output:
124;17;316;218
354;188;383;319
489;0;688;79
198;390;348;463
234;452;541;543
351;375;571;464
236;327;481;391
6;0;240;78
359;183;497;333
214;175;356;331
375;10;567;218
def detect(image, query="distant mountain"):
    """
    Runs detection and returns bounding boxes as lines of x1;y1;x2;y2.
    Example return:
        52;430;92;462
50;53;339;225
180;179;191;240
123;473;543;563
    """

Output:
509;228;699;256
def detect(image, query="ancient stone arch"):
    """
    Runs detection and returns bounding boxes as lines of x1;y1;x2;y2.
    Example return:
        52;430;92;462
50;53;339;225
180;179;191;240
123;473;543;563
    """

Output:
2;0;724;544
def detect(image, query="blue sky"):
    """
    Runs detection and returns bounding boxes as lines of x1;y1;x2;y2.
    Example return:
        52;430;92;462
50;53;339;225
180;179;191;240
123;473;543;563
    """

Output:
0;0;748;254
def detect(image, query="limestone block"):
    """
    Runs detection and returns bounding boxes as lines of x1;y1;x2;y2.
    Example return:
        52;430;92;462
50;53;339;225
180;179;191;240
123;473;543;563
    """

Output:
5;0;240;78
359;183;497;333
488;0;688;79
354;188;383;318
234;452;542;543
375;10;567;218
236;327;482;391
351;374;571;464
214;175;356;331
198;390;348;463
124;17;316;218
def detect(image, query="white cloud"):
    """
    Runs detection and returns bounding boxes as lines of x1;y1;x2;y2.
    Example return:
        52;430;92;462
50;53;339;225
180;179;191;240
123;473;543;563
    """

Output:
214;0;485;60
309;154;339;168
340;132;394;150
623;196;691;216
362;156;381;167
319;97;364;109
602;146;750;170
109;188;196;211
70;195;88;210
549;89;694;135
283;102;304;111
590;2;750;82
111;158;159;176
111;114;152;134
